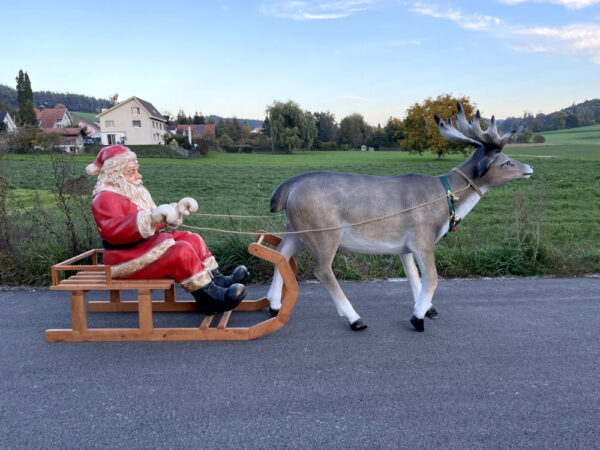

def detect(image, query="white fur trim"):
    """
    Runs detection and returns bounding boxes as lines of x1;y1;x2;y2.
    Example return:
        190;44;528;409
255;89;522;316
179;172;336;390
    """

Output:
180;269;213;292
86;163;101;176
203;256;218;272
110;238;175;278
136;209;157;238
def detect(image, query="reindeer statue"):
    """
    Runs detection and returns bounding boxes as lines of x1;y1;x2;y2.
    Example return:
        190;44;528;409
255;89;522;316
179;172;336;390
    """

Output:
267;102;533;332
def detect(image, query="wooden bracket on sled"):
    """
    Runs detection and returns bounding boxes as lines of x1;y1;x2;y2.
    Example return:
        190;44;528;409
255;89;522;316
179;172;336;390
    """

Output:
45;231;298;342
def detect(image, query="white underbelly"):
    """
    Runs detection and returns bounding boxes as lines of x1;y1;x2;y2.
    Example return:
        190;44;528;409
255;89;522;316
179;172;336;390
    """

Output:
339;228;408;255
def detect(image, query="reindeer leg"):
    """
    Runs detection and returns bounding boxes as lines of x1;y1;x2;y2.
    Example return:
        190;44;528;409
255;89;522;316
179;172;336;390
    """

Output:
409;249;438;332
400;253;438;320
267;235;303;315
309;238;365;331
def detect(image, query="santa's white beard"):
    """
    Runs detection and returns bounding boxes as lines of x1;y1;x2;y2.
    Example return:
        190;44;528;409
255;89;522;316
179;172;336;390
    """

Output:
94;173;156;211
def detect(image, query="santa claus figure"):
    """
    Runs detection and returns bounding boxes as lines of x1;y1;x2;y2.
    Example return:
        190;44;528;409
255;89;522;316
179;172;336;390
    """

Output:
86;145;248;314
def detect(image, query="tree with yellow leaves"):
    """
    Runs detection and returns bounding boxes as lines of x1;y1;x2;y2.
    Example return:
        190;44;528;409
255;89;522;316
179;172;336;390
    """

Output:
403;94;477;159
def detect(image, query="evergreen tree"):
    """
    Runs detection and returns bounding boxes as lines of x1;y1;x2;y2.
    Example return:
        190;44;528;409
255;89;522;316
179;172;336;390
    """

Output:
262;116;271;137
192;111;205;125
15;70;37;125
176;109;188;125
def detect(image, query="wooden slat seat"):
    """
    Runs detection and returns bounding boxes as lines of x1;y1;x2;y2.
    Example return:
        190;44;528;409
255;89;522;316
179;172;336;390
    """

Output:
45;233;298;342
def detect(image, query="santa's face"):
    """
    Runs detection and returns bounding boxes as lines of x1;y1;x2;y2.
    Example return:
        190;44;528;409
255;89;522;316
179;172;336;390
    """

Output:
123;160;142;186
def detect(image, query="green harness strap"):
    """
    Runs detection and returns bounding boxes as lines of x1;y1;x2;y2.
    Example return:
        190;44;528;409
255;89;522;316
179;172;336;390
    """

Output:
439;175;461;236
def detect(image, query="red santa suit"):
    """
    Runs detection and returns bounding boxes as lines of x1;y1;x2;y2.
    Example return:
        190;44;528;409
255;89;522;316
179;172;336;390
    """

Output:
87;145;217;292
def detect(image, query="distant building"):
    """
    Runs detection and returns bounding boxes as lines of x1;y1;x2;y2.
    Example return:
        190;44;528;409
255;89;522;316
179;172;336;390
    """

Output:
44;128;86;153
35;107;73;128
98;96;167;145
0;111;17;132
75;118;101;136
176;124;216;138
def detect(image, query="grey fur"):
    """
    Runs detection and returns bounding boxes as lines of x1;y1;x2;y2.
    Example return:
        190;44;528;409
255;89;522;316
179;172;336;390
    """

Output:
267;103;533;330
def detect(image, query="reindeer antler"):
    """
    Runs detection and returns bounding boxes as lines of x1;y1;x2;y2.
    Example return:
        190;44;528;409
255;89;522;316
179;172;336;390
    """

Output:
434;102;515;151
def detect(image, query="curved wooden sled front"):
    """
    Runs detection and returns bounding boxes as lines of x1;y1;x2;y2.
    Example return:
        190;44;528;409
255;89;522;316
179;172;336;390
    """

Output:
45;232;298;342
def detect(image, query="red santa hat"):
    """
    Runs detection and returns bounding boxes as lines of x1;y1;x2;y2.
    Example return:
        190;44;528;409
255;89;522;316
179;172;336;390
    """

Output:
86;145;137;176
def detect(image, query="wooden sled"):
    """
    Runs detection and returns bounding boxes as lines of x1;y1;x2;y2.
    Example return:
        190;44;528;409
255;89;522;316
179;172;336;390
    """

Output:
45;232;298;342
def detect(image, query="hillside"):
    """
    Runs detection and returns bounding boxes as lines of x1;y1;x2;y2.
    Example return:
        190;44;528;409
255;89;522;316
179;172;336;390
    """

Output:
501;98;600;133
0;84;111;113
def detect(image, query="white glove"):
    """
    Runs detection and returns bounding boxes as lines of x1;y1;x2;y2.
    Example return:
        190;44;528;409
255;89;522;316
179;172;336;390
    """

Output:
177;197;198;216
151;204;180;227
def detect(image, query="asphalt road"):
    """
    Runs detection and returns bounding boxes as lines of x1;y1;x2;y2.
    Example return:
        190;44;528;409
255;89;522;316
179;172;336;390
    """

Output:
1;277;598;449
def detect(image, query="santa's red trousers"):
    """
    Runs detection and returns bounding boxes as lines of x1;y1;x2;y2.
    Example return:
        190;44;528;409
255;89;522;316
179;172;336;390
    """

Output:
124;230;212;283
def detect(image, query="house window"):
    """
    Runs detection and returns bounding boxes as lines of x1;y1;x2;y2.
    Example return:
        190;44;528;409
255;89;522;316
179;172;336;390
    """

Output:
131;107;140;115
105;120;114;128
107;134;116;144
132;120;141;128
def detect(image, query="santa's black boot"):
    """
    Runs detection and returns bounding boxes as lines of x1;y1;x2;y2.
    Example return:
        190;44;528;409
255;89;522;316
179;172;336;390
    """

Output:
211;266;249;288
192;282;247;315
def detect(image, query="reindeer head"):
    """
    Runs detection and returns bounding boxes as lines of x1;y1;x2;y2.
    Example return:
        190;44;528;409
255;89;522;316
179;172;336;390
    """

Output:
435;102;533;184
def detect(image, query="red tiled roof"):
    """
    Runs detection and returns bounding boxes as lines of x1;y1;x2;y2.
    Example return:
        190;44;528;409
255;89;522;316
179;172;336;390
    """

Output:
35;108;69;129
43;127;85;136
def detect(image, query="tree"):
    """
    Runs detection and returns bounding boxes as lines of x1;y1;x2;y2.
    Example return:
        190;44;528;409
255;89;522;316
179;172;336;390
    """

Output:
232;117;242;141
369;124;389;149
384;117;404;146
552;111;567;130
266;100;316;153
313;111;337;146
340;113;370;148
224;119;236;142
240;122;251;141
192;111;205;125
516;129;533;143
300;112;317;150
0;101;17;120
565;114;579;129
176;109;189;125
15;70;36;126
216;118;225;137
261;116;271;137
403;94;476;159
207;116;216;125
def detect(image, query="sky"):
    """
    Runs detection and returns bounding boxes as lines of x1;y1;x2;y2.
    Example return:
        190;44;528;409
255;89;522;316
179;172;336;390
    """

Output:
2;0;600;125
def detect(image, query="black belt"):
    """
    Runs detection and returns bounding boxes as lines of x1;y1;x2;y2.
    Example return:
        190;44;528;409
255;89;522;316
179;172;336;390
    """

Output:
102;238;148;250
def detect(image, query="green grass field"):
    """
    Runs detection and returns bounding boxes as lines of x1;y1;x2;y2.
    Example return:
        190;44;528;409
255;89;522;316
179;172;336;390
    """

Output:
70;111;98;122
2;128;599;284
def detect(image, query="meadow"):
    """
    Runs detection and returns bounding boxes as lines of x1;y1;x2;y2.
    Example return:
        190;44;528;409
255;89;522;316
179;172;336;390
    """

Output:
1;129;599;285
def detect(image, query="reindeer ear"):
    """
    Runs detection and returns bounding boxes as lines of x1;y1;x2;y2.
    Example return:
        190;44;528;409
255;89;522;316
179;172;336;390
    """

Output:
472;147;498;178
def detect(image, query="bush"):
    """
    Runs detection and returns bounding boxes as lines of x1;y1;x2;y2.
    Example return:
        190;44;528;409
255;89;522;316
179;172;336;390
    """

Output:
533;135;546;144
193;138;209;156
219;134;235;152
127;145;183;158
320;141;338;150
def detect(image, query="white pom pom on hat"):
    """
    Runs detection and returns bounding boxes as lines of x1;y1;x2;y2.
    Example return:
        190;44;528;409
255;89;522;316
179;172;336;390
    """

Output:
86;145;135;176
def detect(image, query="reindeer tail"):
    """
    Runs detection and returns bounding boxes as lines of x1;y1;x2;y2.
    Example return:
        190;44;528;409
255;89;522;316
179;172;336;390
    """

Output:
270;177;297;212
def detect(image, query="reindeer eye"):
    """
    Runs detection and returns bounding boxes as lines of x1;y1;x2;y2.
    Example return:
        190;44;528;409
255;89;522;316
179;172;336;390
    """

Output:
503;161;513;167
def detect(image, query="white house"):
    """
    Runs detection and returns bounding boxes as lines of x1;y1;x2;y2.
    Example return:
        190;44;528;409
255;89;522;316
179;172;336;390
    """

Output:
98;96;167;145
0;111;17;132
35;107;73;128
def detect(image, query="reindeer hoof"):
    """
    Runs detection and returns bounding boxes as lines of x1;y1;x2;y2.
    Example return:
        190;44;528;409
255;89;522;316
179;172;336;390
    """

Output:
425;306;438;319
350;319;368;331
410;315;424;332
269;307;279;317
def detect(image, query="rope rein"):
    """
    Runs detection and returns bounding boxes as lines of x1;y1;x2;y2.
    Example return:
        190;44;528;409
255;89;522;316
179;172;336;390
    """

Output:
452;167;484;198
179;169;484;236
